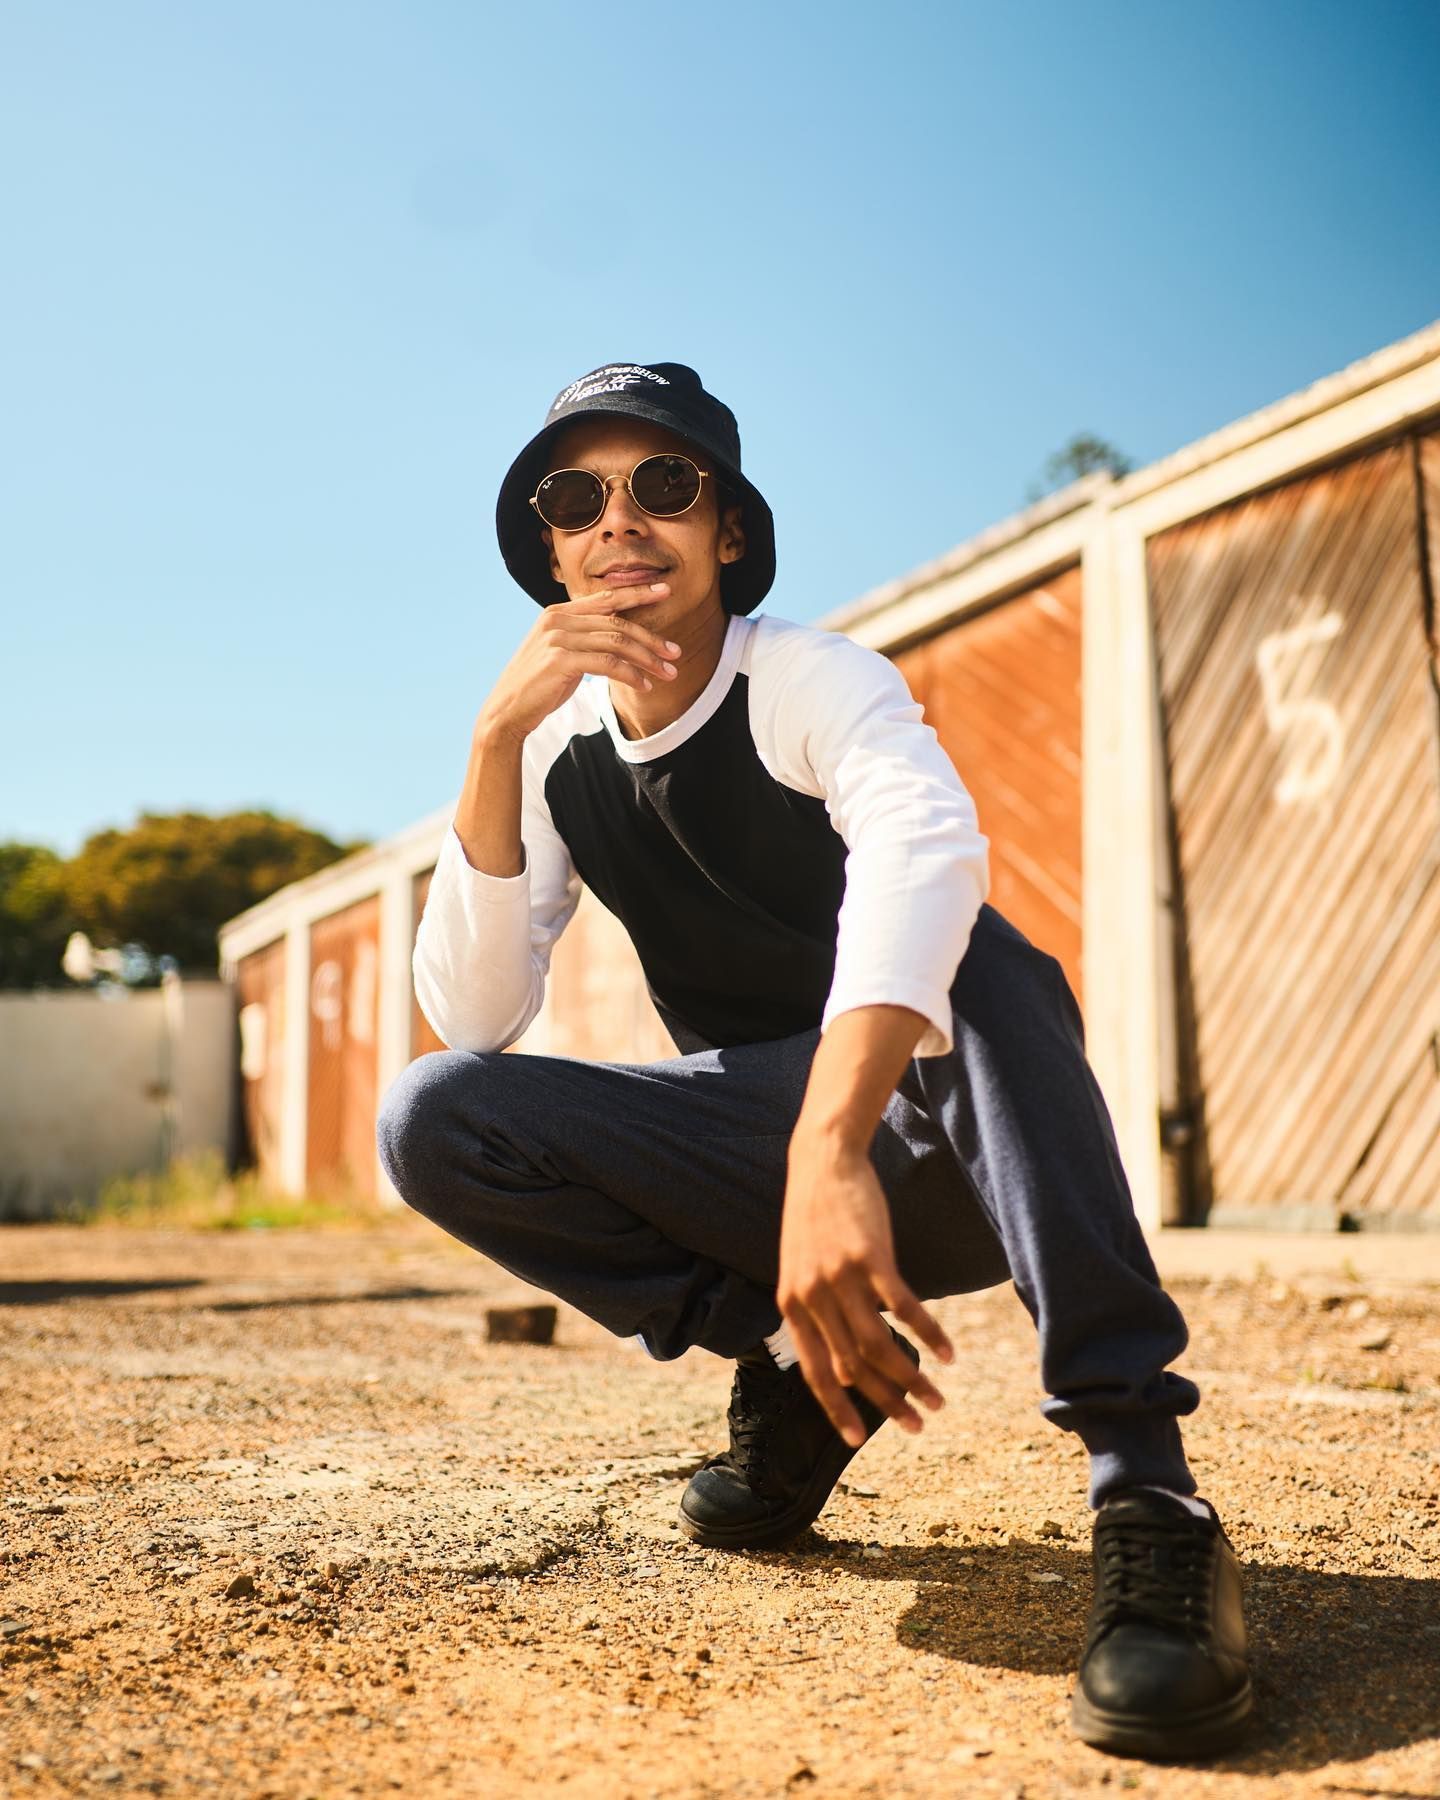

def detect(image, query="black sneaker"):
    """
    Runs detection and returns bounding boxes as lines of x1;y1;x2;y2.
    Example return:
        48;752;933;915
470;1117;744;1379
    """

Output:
1071;1487;1253;1760
677;1325;921;1550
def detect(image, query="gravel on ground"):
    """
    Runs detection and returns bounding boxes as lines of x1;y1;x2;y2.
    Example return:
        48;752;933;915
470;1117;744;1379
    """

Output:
2;1219;1438;1798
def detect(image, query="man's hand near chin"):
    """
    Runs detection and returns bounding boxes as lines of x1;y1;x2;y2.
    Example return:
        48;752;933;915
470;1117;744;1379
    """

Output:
777;1005;955;1446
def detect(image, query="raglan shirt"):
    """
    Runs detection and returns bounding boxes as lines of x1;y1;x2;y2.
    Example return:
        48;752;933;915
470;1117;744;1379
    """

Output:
413;610;991;1061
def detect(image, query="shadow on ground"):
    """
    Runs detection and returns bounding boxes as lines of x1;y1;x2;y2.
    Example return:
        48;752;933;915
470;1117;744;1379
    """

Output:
754;1536;1440;1775
0;1279;483;1312
0;1278;206;1305
200;1286;477;1313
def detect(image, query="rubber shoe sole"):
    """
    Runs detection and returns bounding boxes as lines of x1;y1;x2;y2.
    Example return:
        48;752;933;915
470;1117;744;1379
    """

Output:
676;1422;870;1550
1070;1676;1253;1761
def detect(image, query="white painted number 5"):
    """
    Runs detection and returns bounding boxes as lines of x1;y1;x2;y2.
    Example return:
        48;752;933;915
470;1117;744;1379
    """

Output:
1254;609;1344;804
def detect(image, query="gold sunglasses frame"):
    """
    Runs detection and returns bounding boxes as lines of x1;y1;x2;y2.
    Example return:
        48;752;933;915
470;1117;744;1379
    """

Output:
528;454;713;533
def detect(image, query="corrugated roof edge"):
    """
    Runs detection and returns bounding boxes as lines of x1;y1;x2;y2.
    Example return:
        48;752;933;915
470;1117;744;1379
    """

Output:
823;314;1440;635
821;469;1113;635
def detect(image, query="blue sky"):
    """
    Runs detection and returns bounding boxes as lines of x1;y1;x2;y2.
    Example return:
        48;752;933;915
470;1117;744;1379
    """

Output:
4;0;1437;857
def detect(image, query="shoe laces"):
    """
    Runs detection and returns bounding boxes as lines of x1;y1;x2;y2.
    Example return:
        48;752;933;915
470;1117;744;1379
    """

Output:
720;1352;799;1484
1089;1504;1217;1647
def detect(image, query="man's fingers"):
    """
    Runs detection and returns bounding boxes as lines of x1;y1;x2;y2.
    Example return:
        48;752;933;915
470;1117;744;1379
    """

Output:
785;1306;868;1447
822;1268;946;1420
809;1288;924;1438
876;1276;955;1367
568;580;671;609
844;1294;937;1390
794;1298;874;1442
552;617;680;685
847;1306;946;1414
845;1359;923;1434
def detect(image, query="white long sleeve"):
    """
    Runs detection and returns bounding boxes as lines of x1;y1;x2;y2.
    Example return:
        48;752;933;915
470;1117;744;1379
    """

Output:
412;720;583;1053
748;624;990;1056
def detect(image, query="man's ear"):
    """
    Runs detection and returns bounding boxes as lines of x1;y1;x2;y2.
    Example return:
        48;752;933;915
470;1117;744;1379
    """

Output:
718;503;746;566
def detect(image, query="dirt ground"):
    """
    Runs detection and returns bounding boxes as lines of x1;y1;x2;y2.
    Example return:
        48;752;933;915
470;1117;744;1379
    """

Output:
2;1219;1438;1800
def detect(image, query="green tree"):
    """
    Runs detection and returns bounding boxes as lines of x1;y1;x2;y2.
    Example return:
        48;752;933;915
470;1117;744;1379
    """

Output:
61;810;369;977
0;843;80;988
1025;432;1134;506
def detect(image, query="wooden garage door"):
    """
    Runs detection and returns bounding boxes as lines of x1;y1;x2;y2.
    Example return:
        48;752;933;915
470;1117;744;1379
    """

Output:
235;937;285;1187
307;895;380;1198
410;867;448;1058
1148;437;1440;1227
890;563;1085;1004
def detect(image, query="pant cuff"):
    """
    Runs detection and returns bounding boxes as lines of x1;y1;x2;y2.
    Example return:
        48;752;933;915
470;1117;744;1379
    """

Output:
634;1286;783;1362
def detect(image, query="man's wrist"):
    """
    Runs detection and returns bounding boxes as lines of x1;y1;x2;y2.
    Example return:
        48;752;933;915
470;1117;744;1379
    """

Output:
473;711;528;754
789;1005;929;1164
789;1116;873;1162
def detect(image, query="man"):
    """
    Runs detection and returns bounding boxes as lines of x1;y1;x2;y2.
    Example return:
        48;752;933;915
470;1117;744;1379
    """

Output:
376;361;1251;1761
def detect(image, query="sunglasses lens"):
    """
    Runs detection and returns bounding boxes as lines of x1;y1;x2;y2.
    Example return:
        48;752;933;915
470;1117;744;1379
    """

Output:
535;468;604;529
631;454;703;516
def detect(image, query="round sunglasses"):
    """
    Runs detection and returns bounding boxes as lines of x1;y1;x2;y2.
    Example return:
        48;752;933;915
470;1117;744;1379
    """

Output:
529;452;713;532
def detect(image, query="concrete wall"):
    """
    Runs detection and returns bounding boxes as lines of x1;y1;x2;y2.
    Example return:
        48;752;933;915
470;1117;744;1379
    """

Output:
0;976;237;1220
220;809;456;1206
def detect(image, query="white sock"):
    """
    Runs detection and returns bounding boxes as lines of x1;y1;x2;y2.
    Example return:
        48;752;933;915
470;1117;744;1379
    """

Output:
1140;1484;1212;1520
762;1319;799;1370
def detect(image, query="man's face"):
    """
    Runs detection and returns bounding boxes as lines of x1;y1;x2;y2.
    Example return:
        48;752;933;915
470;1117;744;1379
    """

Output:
537;417;745;615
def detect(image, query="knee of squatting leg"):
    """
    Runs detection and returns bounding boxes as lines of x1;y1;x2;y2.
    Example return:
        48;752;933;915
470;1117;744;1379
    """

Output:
375;1048;495;1203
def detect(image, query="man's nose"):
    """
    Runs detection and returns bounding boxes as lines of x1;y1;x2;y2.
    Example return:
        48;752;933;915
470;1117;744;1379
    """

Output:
596;476;650;533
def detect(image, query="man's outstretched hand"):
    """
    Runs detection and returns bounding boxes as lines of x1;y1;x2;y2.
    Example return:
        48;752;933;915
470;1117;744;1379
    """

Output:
777;1132;954;1447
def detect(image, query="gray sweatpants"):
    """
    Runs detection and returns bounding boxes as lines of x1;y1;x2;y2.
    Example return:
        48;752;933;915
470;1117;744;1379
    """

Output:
376;902;1199;1507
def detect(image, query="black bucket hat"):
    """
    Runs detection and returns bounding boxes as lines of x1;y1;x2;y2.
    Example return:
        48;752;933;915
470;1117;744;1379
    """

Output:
495;361;776;616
